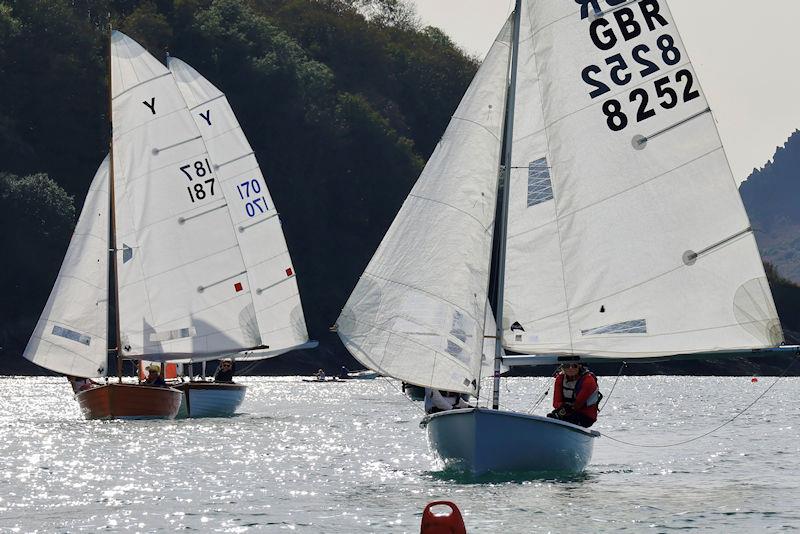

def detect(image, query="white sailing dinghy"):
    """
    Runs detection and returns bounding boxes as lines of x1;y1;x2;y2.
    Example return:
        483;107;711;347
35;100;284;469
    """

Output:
153;56;315;417
336;0;783;473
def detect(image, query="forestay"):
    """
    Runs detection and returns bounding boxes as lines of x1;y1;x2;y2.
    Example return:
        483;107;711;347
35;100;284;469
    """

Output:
502;0;782;358
23;157;110;378
168;57;310;358
336;19;513;394
111;31;264;359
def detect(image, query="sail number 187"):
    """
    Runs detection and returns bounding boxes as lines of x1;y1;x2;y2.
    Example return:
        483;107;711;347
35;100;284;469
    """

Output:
180;159;216;203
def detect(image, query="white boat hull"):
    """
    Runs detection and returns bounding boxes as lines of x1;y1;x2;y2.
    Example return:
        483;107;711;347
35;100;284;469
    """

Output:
425;408;599;474
174;382;247;418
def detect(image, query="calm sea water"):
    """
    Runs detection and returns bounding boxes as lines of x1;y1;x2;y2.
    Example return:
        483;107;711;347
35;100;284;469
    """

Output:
1;375;798;533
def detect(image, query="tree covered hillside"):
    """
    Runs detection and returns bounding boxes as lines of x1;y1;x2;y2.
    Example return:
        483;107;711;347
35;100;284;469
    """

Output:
0;0;477;374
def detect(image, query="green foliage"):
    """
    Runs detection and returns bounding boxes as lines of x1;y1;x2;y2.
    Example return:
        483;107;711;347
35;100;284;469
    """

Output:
121;1;172;53
0;172;76;324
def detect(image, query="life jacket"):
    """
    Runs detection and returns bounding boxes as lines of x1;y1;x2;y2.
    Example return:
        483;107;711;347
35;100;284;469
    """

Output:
555;370;601;421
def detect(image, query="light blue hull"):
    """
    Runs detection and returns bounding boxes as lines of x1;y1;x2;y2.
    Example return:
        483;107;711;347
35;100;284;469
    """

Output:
175;383;247;418
425;408;600;474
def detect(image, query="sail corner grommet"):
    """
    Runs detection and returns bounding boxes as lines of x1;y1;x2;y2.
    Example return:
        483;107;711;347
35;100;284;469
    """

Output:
151;147;160;155
683;250;698;266
632;135;647;150
197;286;205;293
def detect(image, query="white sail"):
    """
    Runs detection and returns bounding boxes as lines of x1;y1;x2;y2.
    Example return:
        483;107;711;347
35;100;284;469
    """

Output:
502;0;782;358
23;157;110;377
336;19;514;394
167;57;310;359
111;31;266;359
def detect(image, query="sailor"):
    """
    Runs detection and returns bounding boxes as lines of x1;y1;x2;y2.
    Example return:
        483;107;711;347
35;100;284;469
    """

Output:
339;366;350;379
315;368;326;381
66;375;97;394
143;363;167;387
424;388;470;414
213;358;235;383
547;362;601;427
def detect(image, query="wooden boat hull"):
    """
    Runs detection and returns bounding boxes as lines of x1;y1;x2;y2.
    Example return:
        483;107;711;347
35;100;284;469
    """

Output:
425;408;600;474
75;383;182;420
172;382;247;418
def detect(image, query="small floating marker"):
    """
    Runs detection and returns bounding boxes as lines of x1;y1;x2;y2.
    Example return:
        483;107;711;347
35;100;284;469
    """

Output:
421;501;466;534
751;377;759;383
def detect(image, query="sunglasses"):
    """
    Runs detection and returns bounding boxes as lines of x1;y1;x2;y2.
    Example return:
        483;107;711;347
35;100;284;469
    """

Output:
562;363;580;369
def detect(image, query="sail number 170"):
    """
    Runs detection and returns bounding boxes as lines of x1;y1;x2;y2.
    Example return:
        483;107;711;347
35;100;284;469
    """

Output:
180;159;216;203
236;179;269;218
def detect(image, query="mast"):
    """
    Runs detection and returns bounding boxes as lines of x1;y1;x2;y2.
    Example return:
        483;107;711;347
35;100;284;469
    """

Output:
492;0;522;410
107;27;123;382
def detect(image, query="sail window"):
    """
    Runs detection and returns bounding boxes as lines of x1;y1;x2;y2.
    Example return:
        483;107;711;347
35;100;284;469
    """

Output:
446;310;471;363
52;325;91;346
149;327;197;342
581;319;647;336
527;158;554;207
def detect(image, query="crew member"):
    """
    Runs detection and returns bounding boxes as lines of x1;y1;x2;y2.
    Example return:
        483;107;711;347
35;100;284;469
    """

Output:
214;358;235;383
143;363;167;387
424;388;470;414
548;362;600;427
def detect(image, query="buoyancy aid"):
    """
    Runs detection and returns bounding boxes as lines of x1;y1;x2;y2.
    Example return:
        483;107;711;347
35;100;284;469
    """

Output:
554;371;600;422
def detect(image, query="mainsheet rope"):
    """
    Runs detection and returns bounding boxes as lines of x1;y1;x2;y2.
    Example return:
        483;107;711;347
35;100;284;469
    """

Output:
600;354;799;448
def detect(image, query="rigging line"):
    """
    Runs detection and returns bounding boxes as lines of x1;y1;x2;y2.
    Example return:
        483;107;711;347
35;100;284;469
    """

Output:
379;375;428;416
599;361;627;412
525;369;559;415
600;354;799;448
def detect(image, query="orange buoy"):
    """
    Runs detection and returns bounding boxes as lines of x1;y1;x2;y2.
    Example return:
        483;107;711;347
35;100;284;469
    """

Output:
751;377;759;383
421;501;467;534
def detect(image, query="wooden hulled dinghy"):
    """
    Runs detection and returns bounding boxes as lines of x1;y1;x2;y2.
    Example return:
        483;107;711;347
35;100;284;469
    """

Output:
76;383;182;420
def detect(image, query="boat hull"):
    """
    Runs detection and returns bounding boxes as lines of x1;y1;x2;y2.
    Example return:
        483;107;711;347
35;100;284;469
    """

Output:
425;408;600;474
75;383;182;420
173;382;247;418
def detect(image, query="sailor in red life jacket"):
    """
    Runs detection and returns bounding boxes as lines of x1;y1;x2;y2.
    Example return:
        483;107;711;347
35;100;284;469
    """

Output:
547;363;600;428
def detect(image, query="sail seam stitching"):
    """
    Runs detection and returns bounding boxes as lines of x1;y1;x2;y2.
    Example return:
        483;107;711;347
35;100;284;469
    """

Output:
407;194;492;232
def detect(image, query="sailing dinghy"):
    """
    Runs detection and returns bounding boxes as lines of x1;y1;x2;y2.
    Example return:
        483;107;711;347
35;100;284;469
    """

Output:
157;56;316;417
336;0;783;473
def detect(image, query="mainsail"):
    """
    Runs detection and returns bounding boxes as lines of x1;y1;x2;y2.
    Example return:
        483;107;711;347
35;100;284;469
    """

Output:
336;19;514;394
23;157;110;378
167;57;310;357
501;0;782;358
111;31;269;359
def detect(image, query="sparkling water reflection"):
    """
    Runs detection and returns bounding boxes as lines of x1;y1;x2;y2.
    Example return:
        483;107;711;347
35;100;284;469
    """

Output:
0;376;799;532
